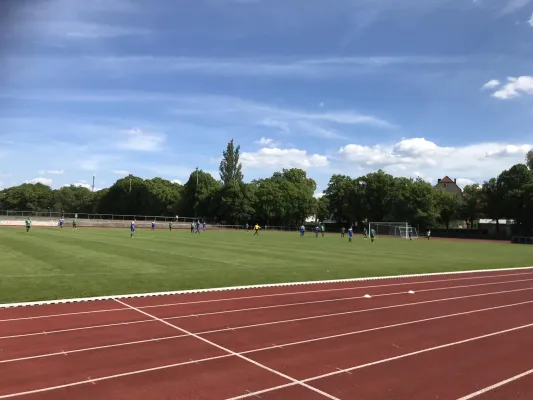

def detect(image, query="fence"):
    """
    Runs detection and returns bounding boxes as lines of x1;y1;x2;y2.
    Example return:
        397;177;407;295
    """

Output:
0;210;197;223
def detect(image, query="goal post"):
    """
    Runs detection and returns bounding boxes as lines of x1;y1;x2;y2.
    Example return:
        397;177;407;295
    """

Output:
368;222;418;239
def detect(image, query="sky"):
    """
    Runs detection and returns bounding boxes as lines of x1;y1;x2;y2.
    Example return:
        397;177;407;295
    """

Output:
1;0;533;197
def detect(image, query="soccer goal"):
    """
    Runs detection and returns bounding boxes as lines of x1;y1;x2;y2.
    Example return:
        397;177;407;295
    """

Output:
368;222;418;239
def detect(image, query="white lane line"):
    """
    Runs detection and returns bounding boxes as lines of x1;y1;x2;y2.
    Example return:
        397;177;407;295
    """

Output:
114;299;340;400
3;270;533;320
456;369;533;399
3;286;533;341
226;322;533;399
159;277;533;321
3;295;533;366
3;307;533;399
3;275;533;326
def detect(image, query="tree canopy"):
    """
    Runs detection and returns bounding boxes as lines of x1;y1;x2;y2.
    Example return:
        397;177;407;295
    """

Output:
2;140;533;234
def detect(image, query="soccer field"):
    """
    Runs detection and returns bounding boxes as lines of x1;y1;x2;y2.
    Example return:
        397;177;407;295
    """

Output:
0;227;531;304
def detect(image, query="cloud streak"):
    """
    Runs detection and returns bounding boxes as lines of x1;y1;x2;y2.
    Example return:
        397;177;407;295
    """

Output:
3;55;467;80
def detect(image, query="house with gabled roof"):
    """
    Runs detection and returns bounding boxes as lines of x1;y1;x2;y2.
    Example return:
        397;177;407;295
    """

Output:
434;176;463;199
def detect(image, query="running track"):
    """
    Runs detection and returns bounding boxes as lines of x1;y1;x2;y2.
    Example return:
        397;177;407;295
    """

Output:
2;267;533;399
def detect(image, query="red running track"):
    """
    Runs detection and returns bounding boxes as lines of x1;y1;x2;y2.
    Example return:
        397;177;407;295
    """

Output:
2;268;533;399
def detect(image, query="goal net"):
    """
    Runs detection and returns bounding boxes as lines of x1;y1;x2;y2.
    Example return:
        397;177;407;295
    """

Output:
368;222;418;239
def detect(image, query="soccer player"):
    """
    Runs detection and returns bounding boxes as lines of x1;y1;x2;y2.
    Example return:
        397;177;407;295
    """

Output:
245;223;249;232
130;219;136;237
408;230;413;240
190;222;194;234
202;221;206;232
151;220;156;231
426;230;431;240
348;227;353;242
370;228;376;242
254;223;260;236
315;225;319;237
195;220;200;234
72;218;77;229
59;217;64;228
320;224;325;237
25;217;31;233
363;227;368;239
169;221;173;231
341;227;345;238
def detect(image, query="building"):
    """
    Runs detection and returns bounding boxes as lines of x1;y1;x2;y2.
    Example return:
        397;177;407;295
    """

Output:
434;176;463;199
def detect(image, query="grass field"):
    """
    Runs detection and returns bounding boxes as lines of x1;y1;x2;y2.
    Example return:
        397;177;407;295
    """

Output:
0;226;531;304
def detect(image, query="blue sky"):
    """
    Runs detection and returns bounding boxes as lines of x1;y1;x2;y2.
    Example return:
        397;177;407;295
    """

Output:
1;0;533;196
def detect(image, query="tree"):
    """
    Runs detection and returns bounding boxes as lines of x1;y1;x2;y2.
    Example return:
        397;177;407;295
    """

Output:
435;189;460;229
315;196;330;222
180;169;222;217
526;150;533;170
219;139;244;185
481;178;505;233
461;184;482;229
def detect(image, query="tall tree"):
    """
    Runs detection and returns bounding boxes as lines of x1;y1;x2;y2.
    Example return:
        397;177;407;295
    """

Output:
219;139;244;185
461;184;483;229
435;189;460;229
526;150;533;170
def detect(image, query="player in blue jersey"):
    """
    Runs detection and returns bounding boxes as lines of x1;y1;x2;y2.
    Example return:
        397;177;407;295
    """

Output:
130;219;136;237
195;220;200;234
315;225;319;237
202;221;206;231
151;220;156;231
348;227;353;242
59;217;64;228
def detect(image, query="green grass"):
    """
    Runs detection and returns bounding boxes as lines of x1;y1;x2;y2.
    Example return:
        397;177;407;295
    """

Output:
0;227;531;304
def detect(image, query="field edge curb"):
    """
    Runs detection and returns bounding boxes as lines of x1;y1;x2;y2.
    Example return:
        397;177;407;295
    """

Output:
2;266;533;309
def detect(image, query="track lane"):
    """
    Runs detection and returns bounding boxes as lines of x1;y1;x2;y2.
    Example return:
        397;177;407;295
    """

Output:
310;325;533;399
2;294;533;398
1;356;292;400
0;336;225;397
458;370;533;399
3;285;533;362
243;302;533;380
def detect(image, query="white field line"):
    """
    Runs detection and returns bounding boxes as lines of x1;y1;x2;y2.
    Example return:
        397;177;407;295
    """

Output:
226;322;533;400
3;272;533;323
456;368;533;399
3;285;533;341
2;266;533;309
3;288;533;363
2;307;533;400
114;299;341;400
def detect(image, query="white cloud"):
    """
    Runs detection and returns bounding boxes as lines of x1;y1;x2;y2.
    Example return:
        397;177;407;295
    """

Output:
338;137;532;182
25;177;53;186
119;128;165;151
255;137;278;147
314;191;324;199
528;13;533;26
491;76;533;99
171;179;182;184
241;148;328;170
455;178;477;188
481;79;500;89
112;170;129;175
38;169;64;175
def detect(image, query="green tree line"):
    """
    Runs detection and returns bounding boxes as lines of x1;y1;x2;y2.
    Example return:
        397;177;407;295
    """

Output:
1;141;533;233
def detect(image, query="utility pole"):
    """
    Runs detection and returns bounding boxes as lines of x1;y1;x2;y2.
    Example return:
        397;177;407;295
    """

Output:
92;175;95;192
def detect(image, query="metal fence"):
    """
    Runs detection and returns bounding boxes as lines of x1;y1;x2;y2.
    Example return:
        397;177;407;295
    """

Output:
0;210;197;223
